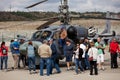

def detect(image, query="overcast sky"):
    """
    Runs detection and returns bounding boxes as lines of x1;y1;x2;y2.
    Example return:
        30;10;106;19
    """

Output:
0;0;120;12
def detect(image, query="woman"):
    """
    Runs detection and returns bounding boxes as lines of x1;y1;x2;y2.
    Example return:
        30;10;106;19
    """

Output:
64;39;74;71
74;44;84;74
27;41;36;74
88;41;98;75
0;42;8;72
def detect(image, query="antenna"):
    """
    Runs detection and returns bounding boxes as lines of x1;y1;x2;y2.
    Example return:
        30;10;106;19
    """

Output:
106;11;111;33
101;11;111;34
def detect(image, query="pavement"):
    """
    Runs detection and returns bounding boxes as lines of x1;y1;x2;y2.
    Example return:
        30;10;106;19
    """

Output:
0;50;120;80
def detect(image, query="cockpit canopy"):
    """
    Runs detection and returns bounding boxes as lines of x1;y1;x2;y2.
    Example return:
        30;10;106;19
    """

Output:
31;30;52;41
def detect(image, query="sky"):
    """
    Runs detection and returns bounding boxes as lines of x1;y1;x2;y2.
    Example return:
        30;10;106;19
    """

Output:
0;0;120;12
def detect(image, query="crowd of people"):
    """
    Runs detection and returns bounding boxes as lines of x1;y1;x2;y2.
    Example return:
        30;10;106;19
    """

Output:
0;36;120;76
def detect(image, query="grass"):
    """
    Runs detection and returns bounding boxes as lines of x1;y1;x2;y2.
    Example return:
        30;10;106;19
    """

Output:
0;19;120;30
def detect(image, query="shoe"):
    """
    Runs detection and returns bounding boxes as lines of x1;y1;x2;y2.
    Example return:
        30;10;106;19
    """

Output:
90;73;93;75
75;72;78;75
95;73;98;75
47;74;50;76
29;71;32;74
40;74;43;76
81;71;85;73
4;69;7;72
101;66;105;71
57;71;61;74
18;66;20;69
70;67;74;70
11;67;14;70
33;71;37;74
98;67;102;70
66;69;70;71
114;66;118;68
102;68;105;71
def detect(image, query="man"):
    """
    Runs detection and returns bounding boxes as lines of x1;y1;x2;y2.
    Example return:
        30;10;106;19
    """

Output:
38;40;52;76
109;37;119;69
12;39;20;69
10;39;14;69
95;37;106;70
80;39;87;70
18;39;26;69
83;37;90;69
49;39;61;74
58;27;67;48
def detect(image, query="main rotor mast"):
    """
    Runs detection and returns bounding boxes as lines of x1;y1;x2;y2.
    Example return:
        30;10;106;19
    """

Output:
59;0;70;25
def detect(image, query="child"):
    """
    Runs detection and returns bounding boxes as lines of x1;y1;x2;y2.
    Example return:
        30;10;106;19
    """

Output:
88;41;98;75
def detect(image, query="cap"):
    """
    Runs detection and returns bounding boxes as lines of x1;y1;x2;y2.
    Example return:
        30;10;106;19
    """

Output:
14;39;17;41
43;40;48;44
66;39;71;42
89;39;93;42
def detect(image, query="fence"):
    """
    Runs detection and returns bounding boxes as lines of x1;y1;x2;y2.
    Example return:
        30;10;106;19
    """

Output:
0;30;37;42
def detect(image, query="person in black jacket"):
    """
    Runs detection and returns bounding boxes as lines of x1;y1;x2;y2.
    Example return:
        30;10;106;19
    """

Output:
49;39;61;74
74;44;84;74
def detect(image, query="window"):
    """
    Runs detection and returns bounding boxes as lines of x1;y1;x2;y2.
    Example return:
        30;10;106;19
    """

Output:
33;31;42;40
41;31;52;40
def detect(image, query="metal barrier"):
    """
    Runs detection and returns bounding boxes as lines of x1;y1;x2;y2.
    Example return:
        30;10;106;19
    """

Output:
0;30;37;42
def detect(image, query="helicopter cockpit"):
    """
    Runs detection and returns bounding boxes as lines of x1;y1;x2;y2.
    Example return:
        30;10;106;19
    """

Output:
32;30;52;41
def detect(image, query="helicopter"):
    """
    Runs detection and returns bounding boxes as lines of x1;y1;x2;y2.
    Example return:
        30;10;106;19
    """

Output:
19;0;119;65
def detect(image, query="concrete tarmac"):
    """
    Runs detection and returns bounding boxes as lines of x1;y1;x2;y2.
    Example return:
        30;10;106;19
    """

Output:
0;51;120;80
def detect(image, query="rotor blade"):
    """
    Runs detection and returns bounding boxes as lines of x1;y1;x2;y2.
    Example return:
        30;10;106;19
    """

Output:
25;0;48;9
37;17;59;30
71;15;120;21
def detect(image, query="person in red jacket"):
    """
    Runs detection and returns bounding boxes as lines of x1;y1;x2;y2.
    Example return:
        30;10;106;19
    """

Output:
0;42;8;71
109;37;119;69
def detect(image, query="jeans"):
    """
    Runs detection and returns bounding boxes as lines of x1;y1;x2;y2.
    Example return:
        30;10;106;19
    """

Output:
75;59;84;74
40;57;51;76
1;56;8;70
50;58;61;74
28;56;36;71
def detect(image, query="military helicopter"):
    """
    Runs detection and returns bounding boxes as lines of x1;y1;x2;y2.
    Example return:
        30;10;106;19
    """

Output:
24;0;116;40
19;0;118;65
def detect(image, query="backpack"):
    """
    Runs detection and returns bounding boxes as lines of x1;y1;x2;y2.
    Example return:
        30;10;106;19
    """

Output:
1;47;7;55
